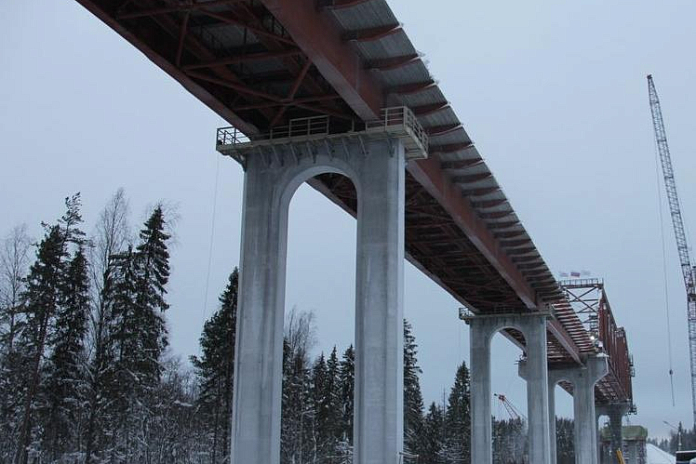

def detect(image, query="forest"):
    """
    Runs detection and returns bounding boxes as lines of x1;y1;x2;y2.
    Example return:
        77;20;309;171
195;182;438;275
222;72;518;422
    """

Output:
0;191;575;464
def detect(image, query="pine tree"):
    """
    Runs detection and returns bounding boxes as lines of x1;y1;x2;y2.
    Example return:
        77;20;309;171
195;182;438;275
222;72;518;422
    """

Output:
15;194;84;464
191;268;238;464
442;362;471;463
403;319;425;457
42;246;90;459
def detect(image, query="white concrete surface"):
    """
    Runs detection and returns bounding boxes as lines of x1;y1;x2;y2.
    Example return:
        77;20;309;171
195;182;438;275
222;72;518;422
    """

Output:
231;136;405;464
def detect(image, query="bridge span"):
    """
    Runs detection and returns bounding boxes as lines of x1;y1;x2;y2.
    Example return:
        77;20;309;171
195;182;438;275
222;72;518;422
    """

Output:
74;0;635;462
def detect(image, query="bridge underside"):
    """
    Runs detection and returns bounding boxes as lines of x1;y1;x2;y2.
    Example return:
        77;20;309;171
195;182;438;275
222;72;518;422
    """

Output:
75;0;631;401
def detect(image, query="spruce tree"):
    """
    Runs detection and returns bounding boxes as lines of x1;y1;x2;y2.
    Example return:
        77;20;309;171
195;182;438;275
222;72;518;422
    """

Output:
403;319;425;456
325;346;341;445
310;353;334;460
104;205;171;461
338;345;355;446
556;417;574;464
191;268;238;464
43;246;90;459
132;205;171;388
443;362;471;463
421;402;446;464
15;194;84;464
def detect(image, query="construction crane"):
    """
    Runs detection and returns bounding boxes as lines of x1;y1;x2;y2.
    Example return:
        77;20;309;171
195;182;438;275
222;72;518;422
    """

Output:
647;74;696;425
494;393;526;422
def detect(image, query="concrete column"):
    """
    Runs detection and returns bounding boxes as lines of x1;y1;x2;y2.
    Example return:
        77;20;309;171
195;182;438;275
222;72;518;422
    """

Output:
353;141;405;464
230;135;406;464
600;403;629;463
525;316;552;464
547;373;562;464
470;318;493;464
539;356;608;464
231;154;289;464
468;312;551;464
572;356;608;464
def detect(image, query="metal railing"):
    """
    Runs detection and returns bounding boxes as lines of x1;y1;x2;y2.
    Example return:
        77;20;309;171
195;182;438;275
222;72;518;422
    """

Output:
217;115;330;148
216;107;428;156
365;106;429;150
216;126;250;146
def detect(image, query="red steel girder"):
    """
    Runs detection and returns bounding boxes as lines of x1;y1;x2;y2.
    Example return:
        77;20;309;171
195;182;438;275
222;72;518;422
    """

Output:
117;0;247;19
407;156;544;311
75;0;259;134
260;0;383;120
183;49;303;70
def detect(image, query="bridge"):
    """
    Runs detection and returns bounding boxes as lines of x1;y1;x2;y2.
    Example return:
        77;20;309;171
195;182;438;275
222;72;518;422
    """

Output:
73;0;635;463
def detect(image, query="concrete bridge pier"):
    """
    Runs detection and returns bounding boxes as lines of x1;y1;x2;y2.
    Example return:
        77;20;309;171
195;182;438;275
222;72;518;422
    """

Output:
468;312;552;464
230;136;406;464
527;355;608;464
597;402;631;463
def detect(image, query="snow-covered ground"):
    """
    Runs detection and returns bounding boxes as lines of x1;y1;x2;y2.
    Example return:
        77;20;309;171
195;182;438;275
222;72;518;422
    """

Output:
647;444;676;464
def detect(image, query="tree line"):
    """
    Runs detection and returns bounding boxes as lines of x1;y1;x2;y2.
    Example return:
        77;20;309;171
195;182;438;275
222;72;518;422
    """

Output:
0;190;574;464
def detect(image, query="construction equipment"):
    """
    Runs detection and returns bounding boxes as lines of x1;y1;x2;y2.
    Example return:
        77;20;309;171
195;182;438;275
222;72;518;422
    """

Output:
494;393;526;422
617;448;627;464
648;75;696;425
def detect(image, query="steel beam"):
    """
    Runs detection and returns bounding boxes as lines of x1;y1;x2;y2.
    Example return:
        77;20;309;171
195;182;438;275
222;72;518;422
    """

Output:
75;0;259;135
407;157;539;309
260;0;383;120
184;49;303;70
117;0;247;19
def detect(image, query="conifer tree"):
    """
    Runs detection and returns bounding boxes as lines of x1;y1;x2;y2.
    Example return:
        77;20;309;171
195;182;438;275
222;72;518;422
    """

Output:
421;402;446;464
325;347;341;444
556;417;574;464
403;319;425;456
191;268;238;464
443;362;471;463
338;345;355;446
43;246;90;459
104;205;171;462
310;352;334;460
132;205;171;388
15;193;84;464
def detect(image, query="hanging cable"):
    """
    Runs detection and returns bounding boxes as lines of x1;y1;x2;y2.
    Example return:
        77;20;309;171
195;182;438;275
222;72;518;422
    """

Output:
655;134;676;406
202;153;222;328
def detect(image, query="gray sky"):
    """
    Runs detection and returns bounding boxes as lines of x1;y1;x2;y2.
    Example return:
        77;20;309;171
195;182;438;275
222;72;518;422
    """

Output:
2;0;696;439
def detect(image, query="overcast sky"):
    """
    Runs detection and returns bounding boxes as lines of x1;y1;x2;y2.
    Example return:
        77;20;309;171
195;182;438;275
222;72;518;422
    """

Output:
2;0;696;439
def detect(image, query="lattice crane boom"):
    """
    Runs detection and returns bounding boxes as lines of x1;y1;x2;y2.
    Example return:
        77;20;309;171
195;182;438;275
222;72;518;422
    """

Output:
648;74;696;425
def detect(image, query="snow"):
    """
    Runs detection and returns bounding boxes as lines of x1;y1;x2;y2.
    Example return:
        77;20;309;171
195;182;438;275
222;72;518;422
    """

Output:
647;444;676;464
